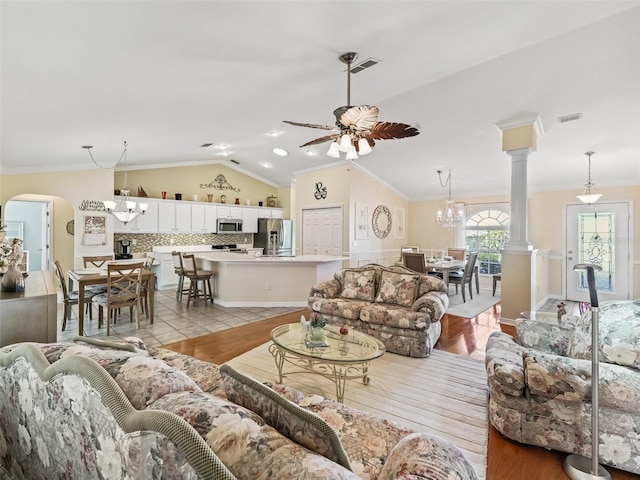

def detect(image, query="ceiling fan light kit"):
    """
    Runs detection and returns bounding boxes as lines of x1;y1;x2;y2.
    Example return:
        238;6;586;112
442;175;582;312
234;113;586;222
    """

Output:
283;51;419;160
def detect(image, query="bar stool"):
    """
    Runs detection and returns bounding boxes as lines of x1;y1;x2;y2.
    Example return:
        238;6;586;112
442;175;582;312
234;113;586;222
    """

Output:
181;254;214;306
171;251;189;302
492;274;502;296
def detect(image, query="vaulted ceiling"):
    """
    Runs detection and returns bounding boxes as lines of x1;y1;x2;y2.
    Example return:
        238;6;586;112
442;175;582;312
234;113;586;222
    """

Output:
2;1;639;200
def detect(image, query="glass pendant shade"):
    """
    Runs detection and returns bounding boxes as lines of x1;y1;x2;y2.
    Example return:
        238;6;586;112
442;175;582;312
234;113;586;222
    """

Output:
327;141;340;158
577;151;602;205
345;146;358;160
339;134;352;152
357;138;372;155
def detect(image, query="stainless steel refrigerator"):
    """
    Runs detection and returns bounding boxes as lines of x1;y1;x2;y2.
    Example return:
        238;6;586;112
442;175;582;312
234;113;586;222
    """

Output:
254;218;293;256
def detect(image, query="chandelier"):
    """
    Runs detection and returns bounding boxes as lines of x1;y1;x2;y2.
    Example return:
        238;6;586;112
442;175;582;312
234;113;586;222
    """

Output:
436;169;464;228
82;141;148;225
576;151;602;205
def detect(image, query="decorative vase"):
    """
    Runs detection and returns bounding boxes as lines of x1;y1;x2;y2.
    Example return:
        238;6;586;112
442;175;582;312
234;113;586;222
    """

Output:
310;327;324;341
1;265;25;292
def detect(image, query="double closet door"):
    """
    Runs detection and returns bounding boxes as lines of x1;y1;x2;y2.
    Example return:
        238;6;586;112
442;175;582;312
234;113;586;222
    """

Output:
302;207;342;256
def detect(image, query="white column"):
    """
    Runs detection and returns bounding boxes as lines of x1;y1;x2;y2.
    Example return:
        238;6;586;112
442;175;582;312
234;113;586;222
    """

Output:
505;147;533;251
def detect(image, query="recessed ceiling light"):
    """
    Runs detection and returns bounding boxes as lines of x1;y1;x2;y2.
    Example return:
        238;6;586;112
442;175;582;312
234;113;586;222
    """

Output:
305;149;316;156
260;161;273;168
217;144;230;150
268;131;282;137
218;151;233;156
272;147;288;156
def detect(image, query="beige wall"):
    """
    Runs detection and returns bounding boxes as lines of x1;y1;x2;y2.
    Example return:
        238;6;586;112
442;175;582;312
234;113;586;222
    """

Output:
115;164;277;206
1;169;114;270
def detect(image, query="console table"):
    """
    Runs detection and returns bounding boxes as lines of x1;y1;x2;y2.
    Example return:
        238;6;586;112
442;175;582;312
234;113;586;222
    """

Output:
0;271;57;347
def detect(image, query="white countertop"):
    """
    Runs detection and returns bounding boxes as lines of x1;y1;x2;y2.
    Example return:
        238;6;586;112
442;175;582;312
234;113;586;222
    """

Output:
153;245;214;254
196;252;346;264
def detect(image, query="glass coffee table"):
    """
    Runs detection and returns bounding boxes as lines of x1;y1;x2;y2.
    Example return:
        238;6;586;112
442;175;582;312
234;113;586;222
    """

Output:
269;323;385;403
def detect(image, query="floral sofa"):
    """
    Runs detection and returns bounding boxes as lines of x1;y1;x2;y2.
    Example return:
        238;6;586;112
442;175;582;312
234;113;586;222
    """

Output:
485;299;640;475
308;264;449;358
0;336;478;480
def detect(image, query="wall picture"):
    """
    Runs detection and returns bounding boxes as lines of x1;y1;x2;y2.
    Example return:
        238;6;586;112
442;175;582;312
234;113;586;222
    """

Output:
355;204;368;240
394;208;405;239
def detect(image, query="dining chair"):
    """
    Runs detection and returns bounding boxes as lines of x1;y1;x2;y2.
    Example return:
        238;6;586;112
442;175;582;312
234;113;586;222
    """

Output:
447;248;467;260
448;252;478;303
402;252;428;274
181;253;214;307
400;245;420;262
82;255;114;294
54;260;95;331
139;253;155;318
171;251;189;302
92;261;144;335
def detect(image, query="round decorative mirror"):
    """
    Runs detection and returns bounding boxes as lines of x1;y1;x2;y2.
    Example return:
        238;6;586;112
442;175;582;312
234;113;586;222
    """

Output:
372;205;392;239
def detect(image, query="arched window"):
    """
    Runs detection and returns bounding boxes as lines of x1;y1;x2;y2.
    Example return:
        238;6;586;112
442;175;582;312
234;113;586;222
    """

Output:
465;209;510;275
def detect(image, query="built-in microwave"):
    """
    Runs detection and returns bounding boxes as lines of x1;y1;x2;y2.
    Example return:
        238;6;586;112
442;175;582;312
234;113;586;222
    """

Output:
216;218;243;233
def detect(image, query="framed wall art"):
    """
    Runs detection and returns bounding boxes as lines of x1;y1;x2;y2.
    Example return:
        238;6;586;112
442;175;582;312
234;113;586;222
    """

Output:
355;204;368;240
394;208;405;239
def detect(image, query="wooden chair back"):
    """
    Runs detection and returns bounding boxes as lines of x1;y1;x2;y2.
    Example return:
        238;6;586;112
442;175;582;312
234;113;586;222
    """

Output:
400;245;420;262
403;252;427;273
106;262;144;309
447;248;467;260
83;255;113;268
53;260;70;301
171;251;184;274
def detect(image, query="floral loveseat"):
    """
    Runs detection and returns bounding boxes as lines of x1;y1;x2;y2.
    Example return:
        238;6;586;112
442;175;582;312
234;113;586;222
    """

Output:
0;336;478;480
485;299;640;475
308;264;449;358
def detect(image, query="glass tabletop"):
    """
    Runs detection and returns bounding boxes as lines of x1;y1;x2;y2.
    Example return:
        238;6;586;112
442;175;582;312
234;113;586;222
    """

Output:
270;323;385;363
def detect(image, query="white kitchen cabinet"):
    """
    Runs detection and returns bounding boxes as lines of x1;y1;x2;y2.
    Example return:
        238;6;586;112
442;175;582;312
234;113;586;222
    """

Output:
156;253;180;289
242;207;260;233
217;206;243;219
191;204;217;233
257;208;283;219
158;202;192;233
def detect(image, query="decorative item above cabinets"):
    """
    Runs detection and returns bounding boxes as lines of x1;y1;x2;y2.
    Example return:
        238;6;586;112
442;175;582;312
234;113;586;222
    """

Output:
314;182;327;200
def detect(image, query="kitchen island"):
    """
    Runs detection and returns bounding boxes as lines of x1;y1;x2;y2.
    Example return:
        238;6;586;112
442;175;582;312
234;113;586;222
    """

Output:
152;246;346;307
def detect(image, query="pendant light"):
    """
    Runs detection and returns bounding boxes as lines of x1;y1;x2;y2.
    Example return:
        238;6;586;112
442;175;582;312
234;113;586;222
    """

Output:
577;151;602;205
436;169;464;228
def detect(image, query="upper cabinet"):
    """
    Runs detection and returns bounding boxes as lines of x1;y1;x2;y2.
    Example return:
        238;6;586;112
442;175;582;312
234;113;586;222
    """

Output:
158;202;191;233
217;206;243;219
191;204;217;233
113;198;282;234
242;207;260;233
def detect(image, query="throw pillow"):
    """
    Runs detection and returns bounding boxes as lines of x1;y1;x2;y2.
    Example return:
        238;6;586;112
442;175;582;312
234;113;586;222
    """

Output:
220;364;352;470
340;268;377;302
374;270;420;307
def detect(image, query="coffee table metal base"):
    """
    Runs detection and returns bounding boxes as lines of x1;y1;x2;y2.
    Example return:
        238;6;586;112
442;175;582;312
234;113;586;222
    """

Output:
268;342;372;403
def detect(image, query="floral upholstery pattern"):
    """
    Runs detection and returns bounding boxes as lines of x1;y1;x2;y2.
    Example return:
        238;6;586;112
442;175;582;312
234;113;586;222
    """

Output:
374;270;420;307
309;263;449;358
485;300;640;475
567;300;640;369
1;338;478;480
341;268;377;302
220;364;352;469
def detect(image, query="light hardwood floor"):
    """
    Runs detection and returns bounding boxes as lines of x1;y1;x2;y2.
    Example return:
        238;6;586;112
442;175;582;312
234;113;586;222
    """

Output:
164;304;638;480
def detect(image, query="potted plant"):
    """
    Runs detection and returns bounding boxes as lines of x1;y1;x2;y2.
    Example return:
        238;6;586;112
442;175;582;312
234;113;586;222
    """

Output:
310;317;326;341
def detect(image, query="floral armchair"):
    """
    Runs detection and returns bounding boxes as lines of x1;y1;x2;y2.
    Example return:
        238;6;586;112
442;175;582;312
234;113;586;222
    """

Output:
485;300;640;475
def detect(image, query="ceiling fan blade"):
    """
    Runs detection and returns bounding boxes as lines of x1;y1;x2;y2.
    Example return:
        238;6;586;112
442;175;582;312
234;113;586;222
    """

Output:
368;122;420;140
283;120;337;131
339;105;379;131
300;134;338;147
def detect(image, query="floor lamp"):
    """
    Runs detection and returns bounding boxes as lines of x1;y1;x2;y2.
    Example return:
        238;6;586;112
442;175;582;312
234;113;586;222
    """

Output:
564;264;611;480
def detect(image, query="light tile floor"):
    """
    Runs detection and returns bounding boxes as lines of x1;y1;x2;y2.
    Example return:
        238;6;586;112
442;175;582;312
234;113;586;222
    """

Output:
57;288;303;347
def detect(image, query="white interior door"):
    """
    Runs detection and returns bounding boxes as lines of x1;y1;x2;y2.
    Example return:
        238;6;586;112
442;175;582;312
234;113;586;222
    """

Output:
565;201;631;302
302;207;342;256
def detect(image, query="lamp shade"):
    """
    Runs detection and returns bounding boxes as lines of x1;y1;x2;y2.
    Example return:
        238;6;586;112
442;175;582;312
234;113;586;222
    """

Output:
327;141;340;158
357;138;372;155
339;134;352;152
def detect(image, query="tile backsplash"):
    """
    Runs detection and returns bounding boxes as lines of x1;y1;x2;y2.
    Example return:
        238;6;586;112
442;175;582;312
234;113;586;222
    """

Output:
113;233;253;254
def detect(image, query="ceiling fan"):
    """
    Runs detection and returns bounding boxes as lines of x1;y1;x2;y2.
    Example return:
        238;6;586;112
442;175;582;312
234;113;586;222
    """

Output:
283;52;419;159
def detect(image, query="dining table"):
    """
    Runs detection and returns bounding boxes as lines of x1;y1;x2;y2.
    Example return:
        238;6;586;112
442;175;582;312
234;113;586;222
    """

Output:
67;267;155;336
426;259;480;294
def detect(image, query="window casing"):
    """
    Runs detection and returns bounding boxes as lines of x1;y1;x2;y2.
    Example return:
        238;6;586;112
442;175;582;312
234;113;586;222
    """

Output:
465;209;510;275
